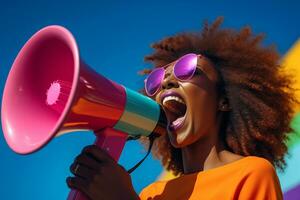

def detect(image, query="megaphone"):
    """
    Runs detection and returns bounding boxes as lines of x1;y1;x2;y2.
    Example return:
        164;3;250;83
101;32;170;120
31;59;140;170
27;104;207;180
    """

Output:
1;25;167;200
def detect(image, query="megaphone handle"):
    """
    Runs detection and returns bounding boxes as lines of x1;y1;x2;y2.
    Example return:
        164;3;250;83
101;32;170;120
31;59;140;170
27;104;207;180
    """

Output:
67;128;128;200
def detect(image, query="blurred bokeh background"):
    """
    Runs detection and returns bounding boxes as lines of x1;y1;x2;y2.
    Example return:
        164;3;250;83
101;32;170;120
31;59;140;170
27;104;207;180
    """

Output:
0;0;299;199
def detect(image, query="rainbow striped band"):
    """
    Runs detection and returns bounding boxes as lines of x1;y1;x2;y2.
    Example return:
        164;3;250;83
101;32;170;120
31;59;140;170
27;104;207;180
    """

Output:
113;87;161;137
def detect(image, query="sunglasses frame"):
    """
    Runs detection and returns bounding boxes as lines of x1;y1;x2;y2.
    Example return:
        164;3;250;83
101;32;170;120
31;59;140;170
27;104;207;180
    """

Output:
144;53;201;96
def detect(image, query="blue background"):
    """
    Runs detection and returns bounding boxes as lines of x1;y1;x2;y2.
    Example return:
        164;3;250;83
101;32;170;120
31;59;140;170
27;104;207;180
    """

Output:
0;0;300;199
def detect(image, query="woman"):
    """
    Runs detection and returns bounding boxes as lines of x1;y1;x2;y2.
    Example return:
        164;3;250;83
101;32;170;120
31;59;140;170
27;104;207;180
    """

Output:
66;17;298;200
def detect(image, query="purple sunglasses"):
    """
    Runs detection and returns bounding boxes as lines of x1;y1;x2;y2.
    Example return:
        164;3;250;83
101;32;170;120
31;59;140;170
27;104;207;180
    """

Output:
145;53;202;96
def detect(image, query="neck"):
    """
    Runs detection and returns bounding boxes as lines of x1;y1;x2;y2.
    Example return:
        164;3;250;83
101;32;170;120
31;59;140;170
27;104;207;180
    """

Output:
181;133;226;174
181;134;245;174
181;112;244;174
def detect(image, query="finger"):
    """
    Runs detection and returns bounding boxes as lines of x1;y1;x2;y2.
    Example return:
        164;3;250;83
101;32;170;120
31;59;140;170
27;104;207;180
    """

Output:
66;176;89;195
83;145;115;164
70;163;96;180
74;154;101;170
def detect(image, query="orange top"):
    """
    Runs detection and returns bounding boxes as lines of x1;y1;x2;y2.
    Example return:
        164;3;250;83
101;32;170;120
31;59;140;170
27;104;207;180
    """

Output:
139;156;283;200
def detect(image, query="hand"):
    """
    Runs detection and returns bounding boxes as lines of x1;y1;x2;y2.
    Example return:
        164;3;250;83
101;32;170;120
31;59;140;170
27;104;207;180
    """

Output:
67;145;140;200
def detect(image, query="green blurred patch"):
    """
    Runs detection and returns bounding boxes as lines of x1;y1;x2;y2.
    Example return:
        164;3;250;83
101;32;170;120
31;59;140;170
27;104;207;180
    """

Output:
286;112;300;148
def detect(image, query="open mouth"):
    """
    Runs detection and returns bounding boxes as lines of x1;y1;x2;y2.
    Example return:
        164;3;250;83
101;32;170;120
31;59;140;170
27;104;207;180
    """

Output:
161;93;187;131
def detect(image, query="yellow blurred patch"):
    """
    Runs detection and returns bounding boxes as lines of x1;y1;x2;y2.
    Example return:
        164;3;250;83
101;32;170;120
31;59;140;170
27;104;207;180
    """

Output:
157;170;178;181
281;39;300;113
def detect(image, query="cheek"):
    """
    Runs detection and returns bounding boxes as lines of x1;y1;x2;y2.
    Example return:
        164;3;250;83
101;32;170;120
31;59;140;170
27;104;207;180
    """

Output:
189;83;218;112
189;87;219;131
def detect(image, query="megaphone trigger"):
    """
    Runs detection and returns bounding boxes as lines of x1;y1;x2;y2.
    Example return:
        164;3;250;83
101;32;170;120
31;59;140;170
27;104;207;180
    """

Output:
94;128;128;161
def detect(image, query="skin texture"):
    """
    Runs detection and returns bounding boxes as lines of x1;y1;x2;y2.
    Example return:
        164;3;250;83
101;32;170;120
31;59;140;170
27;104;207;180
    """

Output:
154;55;244;174
156;55;220;148
67;55;244;199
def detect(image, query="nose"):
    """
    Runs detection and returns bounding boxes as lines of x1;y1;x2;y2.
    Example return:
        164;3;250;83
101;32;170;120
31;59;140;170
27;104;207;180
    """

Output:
161;73;179;90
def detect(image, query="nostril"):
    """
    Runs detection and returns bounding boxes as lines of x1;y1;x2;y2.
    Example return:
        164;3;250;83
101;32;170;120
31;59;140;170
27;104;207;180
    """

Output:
162;79;179;90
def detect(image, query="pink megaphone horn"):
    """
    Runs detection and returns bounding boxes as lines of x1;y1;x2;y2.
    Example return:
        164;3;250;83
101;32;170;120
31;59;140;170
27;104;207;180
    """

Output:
1;25;167;200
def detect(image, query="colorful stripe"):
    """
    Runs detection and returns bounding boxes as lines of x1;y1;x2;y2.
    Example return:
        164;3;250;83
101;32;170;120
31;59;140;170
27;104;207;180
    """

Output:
284;184;300;200
114;87;161;136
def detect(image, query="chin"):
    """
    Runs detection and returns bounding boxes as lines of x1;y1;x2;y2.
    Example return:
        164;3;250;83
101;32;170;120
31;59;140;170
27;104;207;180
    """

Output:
168;129;197;148
168;124;209;149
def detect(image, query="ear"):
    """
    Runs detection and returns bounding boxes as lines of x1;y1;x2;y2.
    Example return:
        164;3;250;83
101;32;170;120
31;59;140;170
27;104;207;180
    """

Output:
218;97;231;112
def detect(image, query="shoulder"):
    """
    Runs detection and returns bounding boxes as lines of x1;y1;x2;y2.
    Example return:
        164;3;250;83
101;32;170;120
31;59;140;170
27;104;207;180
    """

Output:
238;156;283;199
242;156;276;176
139;180;166;199
238;156;279;184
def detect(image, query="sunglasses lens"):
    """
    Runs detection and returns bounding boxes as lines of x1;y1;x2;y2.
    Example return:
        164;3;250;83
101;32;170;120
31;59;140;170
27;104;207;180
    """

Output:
174;53;198;80
145;68;165;96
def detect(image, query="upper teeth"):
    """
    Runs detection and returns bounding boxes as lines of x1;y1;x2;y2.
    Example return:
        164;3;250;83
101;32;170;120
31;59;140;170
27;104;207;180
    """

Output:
162;96;185;105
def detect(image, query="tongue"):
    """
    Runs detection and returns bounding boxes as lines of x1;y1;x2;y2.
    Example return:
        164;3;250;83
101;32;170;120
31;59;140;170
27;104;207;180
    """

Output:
171;116;185;127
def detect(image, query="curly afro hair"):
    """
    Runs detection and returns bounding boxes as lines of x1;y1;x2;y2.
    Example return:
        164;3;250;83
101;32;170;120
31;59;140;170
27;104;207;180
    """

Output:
140;17;299;175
